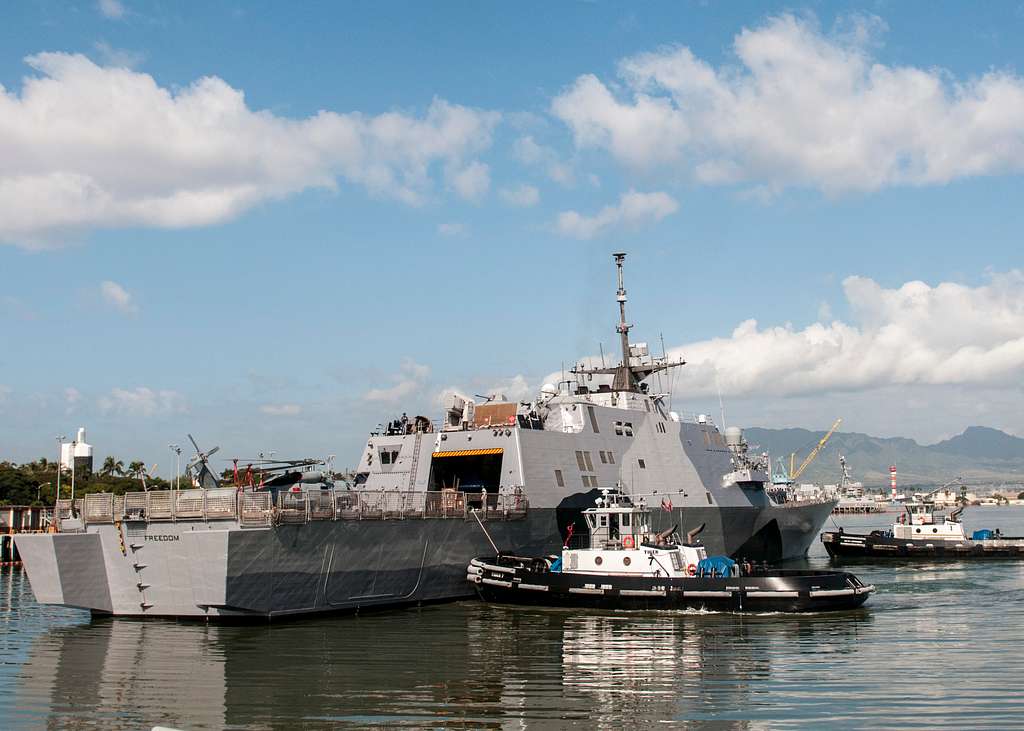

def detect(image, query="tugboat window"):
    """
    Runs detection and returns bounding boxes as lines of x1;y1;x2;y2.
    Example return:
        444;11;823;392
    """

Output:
595;556;603;566
623;556;632;566
622;514;630;526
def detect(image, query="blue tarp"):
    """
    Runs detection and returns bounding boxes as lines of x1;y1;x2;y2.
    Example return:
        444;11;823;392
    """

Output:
697;556;737;578
550;557;562;573
972;529;994;540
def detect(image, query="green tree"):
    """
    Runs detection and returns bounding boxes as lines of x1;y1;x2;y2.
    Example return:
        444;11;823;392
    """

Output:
128;461;146;478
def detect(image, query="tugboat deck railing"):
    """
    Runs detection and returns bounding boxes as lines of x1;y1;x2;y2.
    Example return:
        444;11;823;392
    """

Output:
73;488;528;528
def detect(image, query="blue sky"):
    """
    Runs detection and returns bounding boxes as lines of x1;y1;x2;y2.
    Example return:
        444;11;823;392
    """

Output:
2;1;1024;473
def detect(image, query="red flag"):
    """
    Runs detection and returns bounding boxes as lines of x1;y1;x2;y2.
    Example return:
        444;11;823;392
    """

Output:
661;496;673;512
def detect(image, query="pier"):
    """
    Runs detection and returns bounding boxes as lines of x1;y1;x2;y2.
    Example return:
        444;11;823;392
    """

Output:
1;505;53;565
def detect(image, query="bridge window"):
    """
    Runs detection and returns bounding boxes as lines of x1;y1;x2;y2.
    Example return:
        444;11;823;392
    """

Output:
554;469;564;488
638;459;646;469
599;451;607;464
584;451;594;471
588;406;600;433
576;451;587;470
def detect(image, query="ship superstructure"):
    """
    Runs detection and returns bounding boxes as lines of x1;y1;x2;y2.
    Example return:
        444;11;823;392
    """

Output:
17;253;834;618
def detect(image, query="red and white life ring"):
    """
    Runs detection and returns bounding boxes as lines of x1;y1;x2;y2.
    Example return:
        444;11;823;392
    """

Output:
686;564;697;576
622;535;635;549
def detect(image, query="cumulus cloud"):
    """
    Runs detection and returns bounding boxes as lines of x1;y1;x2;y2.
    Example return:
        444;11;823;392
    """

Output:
365;359;430;402
92;41;144;69
513;135;575;186
551;13;1024;194
99;280;138;314
97;0;125;20
449;161;490;201
260;404;302;416
98;387;188;417
0;53;499;247
556;190;678;239
499;184;540;207
669;271;1024;399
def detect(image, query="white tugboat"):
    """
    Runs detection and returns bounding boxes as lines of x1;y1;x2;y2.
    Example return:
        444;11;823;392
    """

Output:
469;490;873;613
823;498;1024;560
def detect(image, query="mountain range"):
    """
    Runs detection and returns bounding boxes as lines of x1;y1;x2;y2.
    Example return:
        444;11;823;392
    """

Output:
743;425;1024;488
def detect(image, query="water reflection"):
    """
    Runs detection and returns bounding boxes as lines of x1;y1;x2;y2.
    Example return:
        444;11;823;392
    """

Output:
11;601;879;730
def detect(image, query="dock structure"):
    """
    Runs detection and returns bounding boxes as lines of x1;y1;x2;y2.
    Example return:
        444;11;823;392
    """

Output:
1;505;53;565
832;502;887;514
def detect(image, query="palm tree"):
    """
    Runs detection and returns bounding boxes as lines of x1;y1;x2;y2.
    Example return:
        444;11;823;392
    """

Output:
113;459;125;477
101;456;118;477
128;461;146;478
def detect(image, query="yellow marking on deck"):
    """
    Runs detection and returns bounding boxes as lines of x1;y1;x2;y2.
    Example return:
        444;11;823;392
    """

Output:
431;448;504;458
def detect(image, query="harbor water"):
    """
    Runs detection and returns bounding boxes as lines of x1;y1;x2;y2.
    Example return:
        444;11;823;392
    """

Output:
3;507;1024;729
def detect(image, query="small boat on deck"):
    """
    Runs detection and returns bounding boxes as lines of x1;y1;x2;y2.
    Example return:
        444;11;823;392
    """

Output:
467;490;873;613
822;501;1024;560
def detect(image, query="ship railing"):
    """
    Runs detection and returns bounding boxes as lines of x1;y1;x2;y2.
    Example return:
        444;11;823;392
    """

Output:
239;492;273;527
84;493;114;523
75;487;529;526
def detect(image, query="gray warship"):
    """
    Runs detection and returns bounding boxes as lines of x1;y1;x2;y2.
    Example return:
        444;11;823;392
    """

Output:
16;253;835;618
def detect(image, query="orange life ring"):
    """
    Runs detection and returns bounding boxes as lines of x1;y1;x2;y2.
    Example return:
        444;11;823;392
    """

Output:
687;563;697;576
622;535;635;549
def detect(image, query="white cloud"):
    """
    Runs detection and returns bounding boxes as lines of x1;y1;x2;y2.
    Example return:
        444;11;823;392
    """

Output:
64;387;81;413
364;359;431;402
0;53;499;247
499;184;540;207
513;135;575;186
260;404;302;416
449;161;490;201
437;222;466;236
556;190;678;239
98;387;188;417
99;280;138;314
97;0;125;20
92;41;144;69
668;271;1024;400
551;13;1024;194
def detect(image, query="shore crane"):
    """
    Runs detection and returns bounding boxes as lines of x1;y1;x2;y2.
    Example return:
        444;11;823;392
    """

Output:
789;418;843;482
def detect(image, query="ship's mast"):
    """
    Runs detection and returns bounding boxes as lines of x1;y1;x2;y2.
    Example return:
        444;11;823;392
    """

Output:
571;252;686;393
613;252;636;391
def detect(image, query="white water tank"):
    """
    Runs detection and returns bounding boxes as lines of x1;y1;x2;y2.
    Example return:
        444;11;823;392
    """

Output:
60;427;93;475
697;414;707;424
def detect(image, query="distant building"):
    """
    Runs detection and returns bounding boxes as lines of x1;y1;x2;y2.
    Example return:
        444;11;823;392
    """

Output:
60;427;93;477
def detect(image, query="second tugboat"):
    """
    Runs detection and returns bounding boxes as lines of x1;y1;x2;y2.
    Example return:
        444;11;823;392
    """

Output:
822;500;1024;559
468;490;873;613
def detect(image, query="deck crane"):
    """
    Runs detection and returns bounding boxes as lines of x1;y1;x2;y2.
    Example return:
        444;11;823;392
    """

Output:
789;418;842;482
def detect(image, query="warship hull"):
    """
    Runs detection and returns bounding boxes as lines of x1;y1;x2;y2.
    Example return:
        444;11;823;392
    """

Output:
17;499;830;618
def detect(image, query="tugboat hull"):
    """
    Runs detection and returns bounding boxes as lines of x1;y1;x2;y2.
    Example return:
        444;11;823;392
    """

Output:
822;530;1024;560
467;557;873;613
